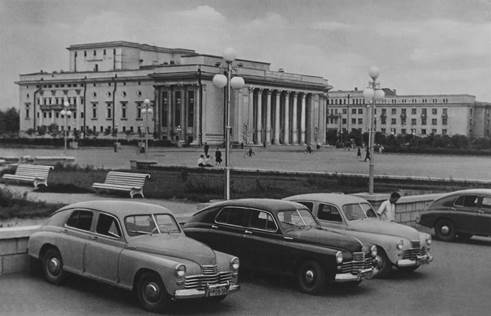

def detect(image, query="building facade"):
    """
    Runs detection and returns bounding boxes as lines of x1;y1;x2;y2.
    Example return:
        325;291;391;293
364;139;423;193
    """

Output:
16;41;332;146
327;88;491;138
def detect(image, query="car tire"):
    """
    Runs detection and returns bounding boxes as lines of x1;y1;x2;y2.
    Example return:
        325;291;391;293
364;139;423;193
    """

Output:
297;260;326;294
136;272;170;313
375;248;392;278
42;248;65;285
435;219;456;242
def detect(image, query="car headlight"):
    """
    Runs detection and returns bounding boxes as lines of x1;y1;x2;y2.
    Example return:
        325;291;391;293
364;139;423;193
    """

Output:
175;264;186;278
230;257;240;271
396;240;404;250
370;245;378;257
336;251;343;264
425;237;432;246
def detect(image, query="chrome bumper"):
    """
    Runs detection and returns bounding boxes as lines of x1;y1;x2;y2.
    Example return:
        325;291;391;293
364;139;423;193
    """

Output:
335;268;374;283
174;283;240;299
397;253;433;267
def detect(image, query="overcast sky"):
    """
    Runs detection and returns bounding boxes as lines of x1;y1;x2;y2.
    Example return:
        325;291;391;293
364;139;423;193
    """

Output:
1;0;490;110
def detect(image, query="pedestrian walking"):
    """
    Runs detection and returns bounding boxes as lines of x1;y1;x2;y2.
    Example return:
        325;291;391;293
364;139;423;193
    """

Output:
364;146;370;161
215;147;222;166
246;147;255;157
377;192;401;221
357;146;362;159
203;142;209;156
305;144;313;154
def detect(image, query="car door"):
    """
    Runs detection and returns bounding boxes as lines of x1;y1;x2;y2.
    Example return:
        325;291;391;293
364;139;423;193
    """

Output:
84;212;125;283
453;194;481;233
475;195;491;236
207;206;253;266
58;209;94;274
315;203;348;232
243;209;288;274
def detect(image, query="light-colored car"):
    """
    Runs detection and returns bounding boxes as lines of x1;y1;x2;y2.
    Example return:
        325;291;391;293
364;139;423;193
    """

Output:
284;193;432;277
28;200;240;313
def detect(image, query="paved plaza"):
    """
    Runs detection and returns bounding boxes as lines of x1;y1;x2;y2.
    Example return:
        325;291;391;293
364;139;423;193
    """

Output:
0;145;488;180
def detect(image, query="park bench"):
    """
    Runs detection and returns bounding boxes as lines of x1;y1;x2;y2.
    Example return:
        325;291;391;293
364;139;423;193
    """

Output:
92;171;151;198
2;164;53;190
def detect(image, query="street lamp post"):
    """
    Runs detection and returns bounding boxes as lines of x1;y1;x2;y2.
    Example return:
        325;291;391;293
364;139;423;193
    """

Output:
212;48;245;200
142;99;153;158
363;66;385;194
61;100;72;154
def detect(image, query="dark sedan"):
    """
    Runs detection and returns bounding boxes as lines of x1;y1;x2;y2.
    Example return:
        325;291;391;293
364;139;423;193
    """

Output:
183;199;378;294
418;189;491;241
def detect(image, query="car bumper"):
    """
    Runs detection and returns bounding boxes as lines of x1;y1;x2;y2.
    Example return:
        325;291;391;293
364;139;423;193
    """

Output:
174;283;240;299
397;253;433;267
335;268;374;283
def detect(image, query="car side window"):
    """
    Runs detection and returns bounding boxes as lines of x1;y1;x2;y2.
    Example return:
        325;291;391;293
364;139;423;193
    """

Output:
215;207;250;227
249;210;277;232
454;195;479;207
297;201;314;211
96;213;122;238
318;204;343;222
66;210;93;231
481;197;491;209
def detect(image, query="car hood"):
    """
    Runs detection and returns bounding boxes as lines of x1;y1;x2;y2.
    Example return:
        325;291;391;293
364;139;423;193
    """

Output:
285;227;363;253
127;234;216;265
348;219;420;240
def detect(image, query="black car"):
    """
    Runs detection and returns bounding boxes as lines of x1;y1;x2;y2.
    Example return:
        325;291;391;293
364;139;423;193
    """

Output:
183;199;378;294
418;189;491;241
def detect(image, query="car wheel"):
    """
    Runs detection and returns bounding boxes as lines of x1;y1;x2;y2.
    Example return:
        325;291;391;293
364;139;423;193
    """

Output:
136;272;170;313
375;248;392;278
435;219;456;241
397;265;420;273
42;248;65;285
297;260;326;294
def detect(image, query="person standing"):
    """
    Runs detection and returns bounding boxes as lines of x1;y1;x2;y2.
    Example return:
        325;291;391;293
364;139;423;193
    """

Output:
364;146;370;162
377;192;401;221
357;146;362;159
215;147;222;166
204;142;209;156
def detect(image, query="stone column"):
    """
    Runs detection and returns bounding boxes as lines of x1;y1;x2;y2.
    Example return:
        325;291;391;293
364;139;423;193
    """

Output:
255;89;263;145
300;93;306;144
274;91;280;144
192;85;200;145
265;90;272;145
247;87;254;144
283;91;290;145
291;91;298;144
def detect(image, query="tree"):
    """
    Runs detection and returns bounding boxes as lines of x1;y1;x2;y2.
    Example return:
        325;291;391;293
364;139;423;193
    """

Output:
0;107;19;135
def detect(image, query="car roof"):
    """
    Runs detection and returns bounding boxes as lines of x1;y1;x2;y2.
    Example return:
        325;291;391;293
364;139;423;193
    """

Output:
434;189;491;201
284;193;368;206
58;200;174;219
205;198;303;213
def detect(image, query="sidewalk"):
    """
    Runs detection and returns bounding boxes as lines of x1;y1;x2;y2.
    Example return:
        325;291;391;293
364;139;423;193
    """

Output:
0;184;204;226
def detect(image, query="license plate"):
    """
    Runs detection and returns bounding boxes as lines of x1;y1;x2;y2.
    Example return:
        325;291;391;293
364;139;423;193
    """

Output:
207;284;229;297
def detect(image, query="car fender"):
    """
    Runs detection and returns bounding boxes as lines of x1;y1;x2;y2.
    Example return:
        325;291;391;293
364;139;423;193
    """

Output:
345;230;403;264
27;230;60;260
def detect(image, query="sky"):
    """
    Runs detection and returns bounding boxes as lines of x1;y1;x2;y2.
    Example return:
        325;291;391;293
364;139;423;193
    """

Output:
1;0;490;110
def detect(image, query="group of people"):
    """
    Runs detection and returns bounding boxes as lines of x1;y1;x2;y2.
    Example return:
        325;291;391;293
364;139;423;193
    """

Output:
198;143;222;167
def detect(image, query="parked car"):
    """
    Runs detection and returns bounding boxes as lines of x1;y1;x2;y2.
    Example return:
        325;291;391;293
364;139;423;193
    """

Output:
183;199;378;294
28;200;240;313
418;189;491;241
284;193;432;277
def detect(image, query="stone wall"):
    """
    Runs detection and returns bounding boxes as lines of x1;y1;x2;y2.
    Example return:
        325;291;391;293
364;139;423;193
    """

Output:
0;226;39;275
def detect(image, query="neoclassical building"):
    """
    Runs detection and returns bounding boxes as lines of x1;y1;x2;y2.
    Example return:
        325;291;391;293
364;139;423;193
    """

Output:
16;41;332;146
327;88;491;137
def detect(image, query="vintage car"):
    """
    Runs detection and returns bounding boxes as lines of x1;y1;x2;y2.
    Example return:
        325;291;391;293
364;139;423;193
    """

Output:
183;199;378;294
418;189;491;241
28;200;240;313
284;193;432;277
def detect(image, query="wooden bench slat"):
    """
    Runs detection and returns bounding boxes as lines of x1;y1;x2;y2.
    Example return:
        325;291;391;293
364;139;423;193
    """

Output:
2;164;53;189
92;171;150;198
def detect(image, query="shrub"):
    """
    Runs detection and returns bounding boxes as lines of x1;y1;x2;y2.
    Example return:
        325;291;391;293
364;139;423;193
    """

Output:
0;188;63;220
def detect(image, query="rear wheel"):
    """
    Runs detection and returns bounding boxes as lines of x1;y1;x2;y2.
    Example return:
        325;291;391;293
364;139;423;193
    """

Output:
297;260;326;294
42;248;65;285
136;272;170;313
434;219;456;242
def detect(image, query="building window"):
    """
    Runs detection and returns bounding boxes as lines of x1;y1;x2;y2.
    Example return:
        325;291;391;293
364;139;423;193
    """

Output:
100;126;104;133
93;50;96;56
122;126;126;132
421;129;427;135
432;108;437;115
187;90;194;128
84;51;87;57
358;109;363;114
43;112;47;118
421;118;427;125
432;118;437;125
442;129;447;135
401;129;406;135
351;118;356;124
107;91;112;97
342;118;347;124
25;104;30;119
391;108;397;115
391;118;396;125
93;92;97;97
80;112;84;119
358;118;363;124
411;108;417;115
92;103;97;119
130;126;134;133
55;112;59;119
432;129;437;134
162;92;168;127
103;49;106;55
106;103;112;119
137;91;142;97
121;102;127;119
136;102;142;119
381;128;386;134
442;117;448;125
122;91;126;97
342;109;347;114
411;118;417;125
351;108;356;114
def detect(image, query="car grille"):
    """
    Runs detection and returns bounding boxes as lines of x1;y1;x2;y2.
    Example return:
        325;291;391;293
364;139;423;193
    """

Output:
184;265;233;290
340;252;373;273
402;248;426;260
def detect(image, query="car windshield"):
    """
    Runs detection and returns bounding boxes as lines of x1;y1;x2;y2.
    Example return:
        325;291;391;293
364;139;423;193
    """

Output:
276;209;319;231
125;213;181;236
342;203;369;221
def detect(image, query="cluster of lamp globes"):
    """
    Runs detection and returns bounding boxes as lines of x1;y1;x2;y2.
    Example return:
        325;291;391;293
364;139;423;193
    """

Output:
363;66;385;103
212;48;245;91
